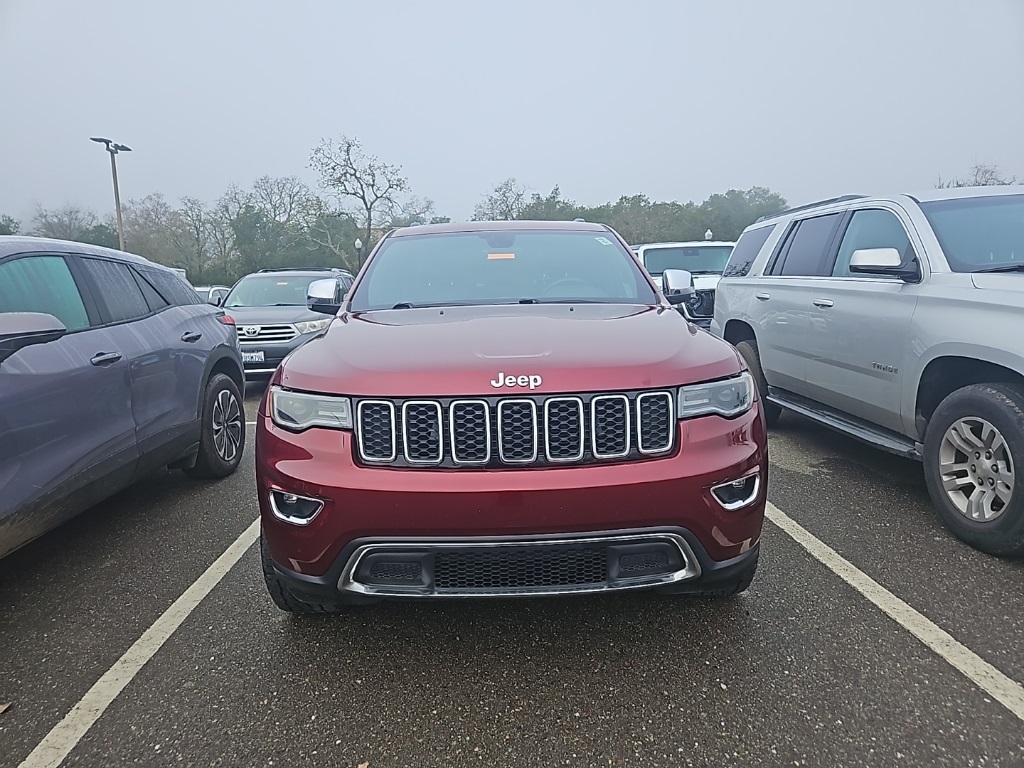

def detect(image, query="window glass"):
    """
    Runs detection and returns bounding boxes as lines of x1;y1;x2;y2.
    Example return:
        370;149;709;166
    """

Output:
348;230;658;311
723;225;775;277
641;245;733;276
833;209;913;277
919;194;1024;272
132;268;172;311
225;275;325;307
80;258;151;323
0;255;90;331
776;213;842;276
143;268;202;306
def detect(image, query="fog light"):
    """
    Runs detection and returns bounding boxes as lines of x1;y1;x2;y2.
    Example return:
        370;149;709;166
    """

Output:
710;473;760;511
269;490;324;525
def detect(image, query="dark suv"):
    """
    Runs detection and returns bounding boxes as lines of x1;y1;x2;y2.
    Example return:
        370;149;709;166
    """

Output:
220;267;355;379
0;236;246;559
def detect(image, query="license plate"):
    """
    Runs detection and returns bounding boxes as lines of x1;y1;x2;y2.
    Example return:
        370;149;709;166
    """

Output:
242;350;265;364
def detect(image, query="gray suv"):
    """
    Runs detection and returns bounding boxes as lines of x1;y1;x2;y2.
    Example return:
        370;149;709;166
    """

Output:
709;187;1024;557
220;267;354;379
0;236;246;559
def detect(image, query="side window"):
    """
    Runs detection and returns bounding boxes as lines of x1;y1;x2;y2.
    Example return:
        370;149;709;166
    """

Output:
723;224;776;277
832;209;914;277
0;255;91;331
142;269;202;306
773;213;843;277
131;268;171;312
80;258;151;323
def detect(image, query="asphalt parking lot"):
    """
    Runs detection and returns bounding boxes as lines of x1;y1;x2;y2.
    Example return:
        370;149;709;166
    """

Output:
2;386;1023;768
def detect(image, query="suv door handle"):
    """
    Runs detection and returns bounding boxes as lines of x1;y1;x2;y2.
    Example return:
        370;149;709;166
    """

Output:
754;292;771;301
181;331;203;343
812;298;834;308
90;352;122;366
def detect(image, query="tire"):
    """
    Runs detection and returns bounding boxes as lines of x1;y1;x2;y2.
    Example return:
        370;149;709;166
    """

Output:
659;551;759;598
183;373;245;480
922;383;1024;557
735;338;781;427
260;536;345;614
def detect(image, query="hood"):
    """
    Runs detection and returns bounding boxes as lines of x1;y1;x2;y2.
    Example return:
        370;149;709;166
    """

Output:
222;304;321;324
971;273;1024;297
276;303;743;397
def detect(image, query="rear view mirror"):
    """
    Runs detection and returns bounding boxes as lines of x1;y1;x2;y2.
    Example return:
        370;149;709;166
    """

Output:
307;278;342;316
849;247;920;281
0;312;67;364
662;269;695;305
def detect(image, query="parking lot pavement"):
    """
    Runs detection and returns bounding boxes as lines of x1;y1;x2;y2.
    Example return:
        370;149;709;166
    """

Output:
1;393;1022;767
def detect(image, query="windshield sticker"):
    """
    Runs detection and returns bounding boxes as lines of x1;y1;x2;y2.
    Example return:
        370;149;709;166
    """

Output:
595;237;613;246
487;253;516;260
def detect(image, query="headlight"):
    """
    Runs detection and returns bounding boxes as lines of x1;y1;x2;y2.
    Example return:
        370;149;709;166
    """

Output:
270;386;352;431
294;319;332;335
678;372;754;419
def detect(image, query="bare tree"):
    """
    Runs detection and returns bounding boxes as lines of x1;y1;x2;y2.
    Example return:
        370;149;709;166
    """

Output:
473;177;529;221
173;196;212;278
0;214;19;235
31;205;98;240
250;175;314;226
309;136;409;251
936;162;1019;188
116;194;184;265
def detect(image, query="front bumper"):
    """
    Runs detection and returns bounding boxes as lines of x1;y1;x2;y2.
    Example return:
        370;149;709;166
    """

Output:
239;335;311;377
256;401;767;597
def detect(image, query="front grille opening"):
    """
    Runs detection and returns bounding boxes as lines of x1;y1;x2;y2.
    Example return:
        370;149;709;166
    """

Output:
368;562;422;582
434;547;608;591
592;395;629;458
403;401;442;463
498;400;537;463
545;398;584;461
637;393;673;453
619;551;670;573
450;401;490;463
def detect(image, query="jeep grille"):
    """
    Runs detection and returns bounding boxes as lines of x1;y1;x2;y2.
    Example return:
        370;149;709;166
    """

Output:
354;390;675;468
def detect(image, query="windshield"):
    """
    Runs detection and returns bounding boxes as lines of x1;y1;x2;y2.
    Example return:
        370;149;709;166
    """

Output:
224;275;320;307
920;194;1024;272
194;287;210;301
348;229;659;311
641;245;734;275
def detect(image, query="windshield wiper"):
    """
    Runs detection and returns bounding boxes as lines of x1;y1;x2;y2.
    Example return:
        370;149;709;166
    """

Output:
974;264;1024;274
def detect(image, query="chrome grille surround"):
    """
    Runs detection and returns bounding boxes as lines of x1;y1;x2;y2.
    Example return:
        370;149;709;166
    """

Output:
236;323;299;343
354;389;676;469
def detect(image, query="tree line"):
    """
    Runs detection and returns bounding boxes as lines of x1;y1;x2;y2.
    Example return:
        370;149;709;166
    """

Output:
0;138;1015;284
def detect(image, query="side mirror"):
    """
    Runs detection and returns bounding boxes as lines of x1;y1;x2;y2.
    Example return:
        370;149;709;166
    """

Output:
0;312;68;364
307;278;342;316
849;247;920;281
662;269;695;305
206;294;223;306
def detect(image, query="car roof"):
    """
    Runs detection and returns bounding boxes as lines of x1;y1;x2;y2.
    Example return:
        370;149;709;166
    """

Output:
388;219;611;237
249;267;353;277
0;235;173;271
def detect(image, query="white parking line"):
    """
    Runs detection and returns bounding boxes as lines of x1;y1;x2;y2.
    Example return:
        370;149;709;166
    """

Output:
766;502;1024;722
17;518;261;768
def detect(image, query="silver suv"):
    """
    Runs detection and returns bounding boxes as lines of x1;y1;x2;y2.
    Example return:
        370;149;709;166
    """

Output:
708;186;1024;556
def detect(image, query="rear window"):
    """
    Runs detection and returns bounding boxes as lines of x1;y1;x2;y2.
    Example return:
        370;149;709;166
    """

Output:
142;268;202;306
723;225;776;277
348;229;658;311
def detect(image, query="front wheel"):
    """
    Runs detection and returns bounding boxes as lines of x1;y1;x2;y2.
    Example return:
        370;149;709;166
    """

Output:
735;338;781;427
183;373;245;479
923;383;1024;557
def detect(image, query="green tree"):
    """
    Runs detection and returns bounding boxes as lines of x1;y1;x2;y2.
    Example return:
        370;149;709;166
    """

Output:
517;185;582;221
0;215;19;235
473;178;528;221
79;224;120;249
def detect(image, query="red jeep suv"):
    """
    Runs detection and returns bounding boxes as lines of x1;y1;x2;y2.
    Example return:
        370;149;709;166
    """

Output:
256;220;767;613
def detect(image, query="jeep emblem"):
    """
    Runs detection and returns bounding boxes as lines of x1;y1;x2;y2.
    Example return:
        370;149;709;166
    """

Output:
490;371;543;390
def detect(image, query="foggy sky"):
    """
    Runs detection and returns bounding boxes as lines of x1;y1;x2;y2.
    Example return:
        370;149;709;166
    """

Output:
1;0;1022;224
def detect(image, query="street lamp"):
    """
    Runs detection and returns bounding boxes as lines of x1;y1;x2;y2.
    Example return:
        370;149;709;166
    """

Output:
354;237;363;268
91;137;131;250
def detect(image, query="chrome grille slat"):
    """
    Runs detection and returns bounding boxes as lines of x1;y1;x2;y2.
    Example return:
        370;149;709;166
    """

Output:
354;390;675;468
237;323;299;343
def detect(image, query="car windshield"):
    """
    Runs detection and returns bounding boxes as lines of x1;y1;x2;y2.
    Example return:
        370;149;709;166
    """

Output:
919;194;1024;272
194;287;211;301
641;245;734;275
347;229;659;311
224;275;321;307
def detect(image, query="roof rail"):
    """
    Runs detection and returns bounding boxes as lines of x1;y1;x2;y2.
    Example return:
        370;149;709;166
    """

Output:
754;194;867;223
256;267;341;273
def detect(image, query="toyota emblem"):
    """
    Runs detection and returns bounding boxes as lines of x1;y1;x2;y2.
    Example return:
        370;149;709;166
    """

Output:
242;326;261;337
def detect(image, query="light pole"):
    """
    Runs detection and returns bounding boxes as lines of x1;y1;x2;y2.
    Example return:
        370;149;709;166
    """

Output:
91;137;131;250
354;237;363;269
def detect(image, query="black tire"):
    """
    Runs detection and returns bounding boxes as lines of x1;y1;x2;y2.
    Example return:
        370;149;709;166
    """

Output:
260;536;345;614
735;338;781;427
659;551;759;598
922;383;1024;557
183;373;245;480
